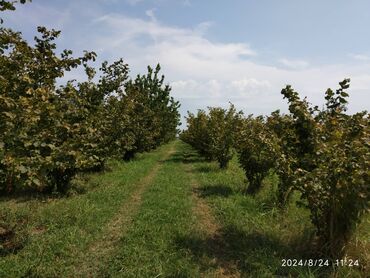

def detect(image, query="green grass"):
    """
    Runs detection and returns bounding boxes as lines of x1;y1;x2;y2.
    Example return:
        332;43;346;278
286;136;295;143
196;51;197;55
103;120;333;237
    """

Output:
0;143;174;277
101;141;203;277
0;140;368;277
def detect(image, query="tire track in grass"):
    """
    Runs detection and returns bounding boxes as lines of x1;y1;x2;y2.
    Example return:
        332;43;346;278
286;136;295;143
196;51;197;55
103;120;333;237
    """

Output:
102;141;204;277
184;162;241;278
71;143;176;277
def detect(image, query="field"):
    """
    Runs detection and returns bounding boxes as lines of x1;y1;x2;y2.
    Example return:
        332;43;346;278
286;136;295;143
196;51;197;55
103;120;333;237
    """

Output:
1;140;368;277
1;1;369;277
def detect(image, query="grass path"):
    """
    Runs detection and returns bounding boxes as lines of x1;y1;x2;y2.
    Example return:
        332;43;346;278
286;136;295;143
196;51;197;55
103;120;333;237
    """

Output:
99;141;242;278
185;162;240;278
71;144;176;277
100;141;201;277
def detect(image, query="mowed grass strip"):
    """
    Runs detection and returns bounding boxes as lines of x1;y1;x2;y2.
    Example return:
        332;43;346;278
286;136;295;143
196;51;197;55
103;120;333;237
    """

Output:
102;141;205;277
71;143;176;277
0;142;174;277
184;160;241;278
175;142;369;278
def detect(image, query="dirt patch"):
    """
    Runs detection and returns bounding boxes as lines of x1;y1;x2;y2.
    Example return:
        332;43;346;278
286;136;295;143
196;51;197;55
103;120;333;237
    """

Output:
30;226;47;236
0;224;27;256
72;145;176;277
0;210;30;257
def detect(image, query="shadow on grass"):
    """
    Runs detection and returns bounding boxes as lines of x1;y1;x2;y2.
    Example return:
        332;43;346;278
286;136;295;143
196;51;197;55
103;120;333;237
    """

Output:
0;190;60;204
194;184;234;198
174;225;334;277
165;150;205;164
195;165;219;173
0;178;98;203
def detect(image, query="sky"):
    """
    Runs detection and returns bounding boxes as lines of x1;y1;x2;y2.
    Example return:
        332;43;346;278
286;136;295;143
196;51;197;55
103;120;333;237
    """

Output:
2;0;370;125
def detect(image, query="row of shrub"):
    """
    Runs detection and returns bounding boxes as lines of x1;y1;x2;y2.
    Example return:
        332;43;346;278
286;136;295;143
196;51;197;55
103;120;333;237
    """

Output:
180;80;369;258
0;1;180;193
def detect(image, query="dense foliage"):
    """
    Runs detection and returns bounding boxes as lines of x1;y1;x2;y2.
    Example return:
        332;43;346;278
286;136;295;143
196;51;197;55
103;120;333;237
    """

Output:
266;111;297;206
180;110;212;160
235;116;280;194
284;80;369;256
180;104;241;169
0;2;180;193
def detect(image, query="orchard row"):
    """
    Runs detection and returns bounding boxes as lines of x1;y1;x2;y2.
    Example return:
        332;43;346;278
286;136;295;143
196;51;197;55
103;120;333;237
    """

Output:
0;1;180;193
180;79;369;258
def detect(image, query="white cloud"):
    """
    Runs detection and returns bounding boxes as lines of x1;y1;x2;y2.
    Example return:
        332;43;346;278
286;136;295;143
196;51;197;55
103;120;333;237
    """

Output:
278;58;309;70
194;21;213;35
87;13;370;116
125;0;144;5
349;53;370;61
350;74;370;90
124;0;192;6
171;79;222;99
94;14;256;62
145;9;157;22
171;79;200;99
230;78;271;95
1;3;72;31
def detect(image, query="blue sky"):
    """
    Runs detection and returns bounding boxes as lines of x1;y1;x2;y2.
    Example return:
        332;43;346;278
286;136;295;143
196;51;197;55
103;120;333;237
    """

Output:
2;0;370;123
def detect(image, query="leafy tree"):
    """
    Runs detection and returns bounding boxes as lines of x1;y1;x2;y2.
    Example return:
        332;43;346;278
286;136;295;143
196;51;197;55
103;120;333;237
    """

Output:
263;85;320;207
0;3;180;193
276;79;369;257
291;80;369;257
122;64;180;160
181;104;241;168
266;111;298;206
235;115;280;194
0;24;98;192
91;59;134;164
207;104;242;169
181;110;213;160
